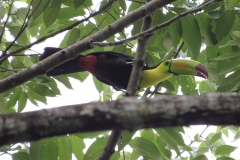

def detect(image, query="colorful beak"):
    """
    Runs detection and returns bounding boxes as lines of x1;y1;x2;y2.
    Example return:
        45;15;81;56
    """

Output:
169;59;208;79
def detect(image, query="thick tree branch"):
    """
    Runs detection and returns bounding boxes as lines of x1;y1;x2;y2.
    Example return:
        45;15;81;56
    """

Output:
0;0;174;94
1;93;240;146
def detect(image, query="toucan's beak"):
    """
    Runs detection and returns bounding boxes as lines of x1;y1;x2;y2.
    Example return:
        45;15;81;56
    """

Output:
169;59;208;79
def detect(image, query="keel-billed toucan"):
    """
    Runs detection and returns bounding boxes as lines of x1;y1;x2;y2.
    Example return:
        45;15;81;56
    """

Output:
40;47;208;90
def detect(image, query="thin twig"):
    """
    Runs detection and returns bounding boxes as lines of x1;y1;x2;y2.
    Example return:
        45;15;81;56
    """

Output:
0;66;16;73
127;0;145;4
173;41;184;59
3;0;34;55
0;0;14;46
11;54;40;56
150;82;162;97
177;125;209;158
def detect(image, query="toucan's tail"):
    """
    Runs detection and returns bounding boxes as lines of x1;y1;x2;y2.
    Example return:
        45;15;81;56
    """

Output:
40;47;85;76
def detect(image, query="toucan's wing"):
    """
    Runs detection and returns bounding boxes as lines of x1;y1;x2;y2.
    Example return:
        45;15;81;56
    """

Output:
90;51;134;59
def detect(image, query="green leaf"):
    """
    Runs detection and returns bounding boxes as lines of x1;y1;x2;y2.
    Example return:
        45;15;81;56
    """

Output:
84;137;108;160
68;72;88;82
7;87;21;108
155;137;172;159
18;92;27;112
27;82;55;97
66;28;80;46
74;0;86;9
215;145;237;155
163;33;174;51
110;152;120;160
197;147;209;154
9;26;30;46
220;40;240;48
211;52;240;60
30;140;44;160
178;76;198;94
93;76;104;93
131;19;143;36
54;76;73;89
27;90;47;104
161;80;175;91
11;57;25;69
222;129;229;137
199;81;215;93
141;129;155;142
118;0;127;11
118;131;135;151
194;133;205;143
57;136;72;160
215;10;235;41
181;15;201;59
76;131;106;139
210;132;222;143
12;152;30;160
32;0;50;19
42;138;58;160
155;129;180;155
168;19;182;48
129;137;161;160
58;7;85;20
234;132;240;140
232;31;240;38
217;157;235;160
130;150;141;160
161;128;191;153
195;13;217;45
0;5;5;19
193;155;208;160
70;135;85;160
227;0;240;9
43;4;61;28
217;70;240;92
206;45;219;59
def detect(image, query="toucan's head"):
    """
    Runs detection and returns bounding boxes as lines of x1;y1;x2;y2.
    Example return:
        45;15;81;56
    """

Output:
140;59;208;88
161;59;208;79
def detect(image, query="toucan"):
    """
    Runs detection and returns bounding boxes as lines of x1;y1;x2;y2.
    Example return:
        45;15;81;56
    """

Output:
39;47;208;90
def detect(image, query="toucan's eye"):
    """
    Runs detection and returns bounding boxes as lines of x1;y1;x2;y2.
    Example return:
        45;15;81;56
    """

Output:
165;61;170;66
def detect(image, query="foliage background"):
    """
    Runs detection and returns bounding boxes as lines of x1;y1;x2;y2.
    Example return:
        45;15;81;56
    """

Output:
0;0;240;159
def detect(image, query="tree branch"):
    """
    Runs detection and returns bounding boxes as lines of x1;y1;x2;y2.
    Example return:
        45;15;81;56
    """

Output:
1;93;240;146
90;0;218;48
0;0;174;94
97;5;155;160
0;0;116;63
3;0;34;55
0;0;14;45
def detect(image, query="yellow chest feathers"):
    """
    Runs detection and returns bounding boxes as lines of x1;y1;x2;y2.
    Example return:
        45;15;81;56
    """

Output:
139;67;173;88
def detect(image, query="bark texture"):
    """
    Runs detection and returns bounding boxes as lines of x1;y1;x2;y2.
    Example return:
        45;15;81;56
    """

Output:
0;93;239;146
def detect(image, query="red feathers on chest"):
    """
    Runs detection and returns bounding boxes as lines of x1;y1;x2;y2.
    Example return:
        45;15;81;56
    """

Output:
78;55;97;74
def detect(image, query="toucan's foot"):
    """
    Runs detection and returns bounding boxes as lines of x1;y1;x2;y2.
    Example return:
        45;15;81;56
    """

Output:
126;59;135;65
113;86;126;93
